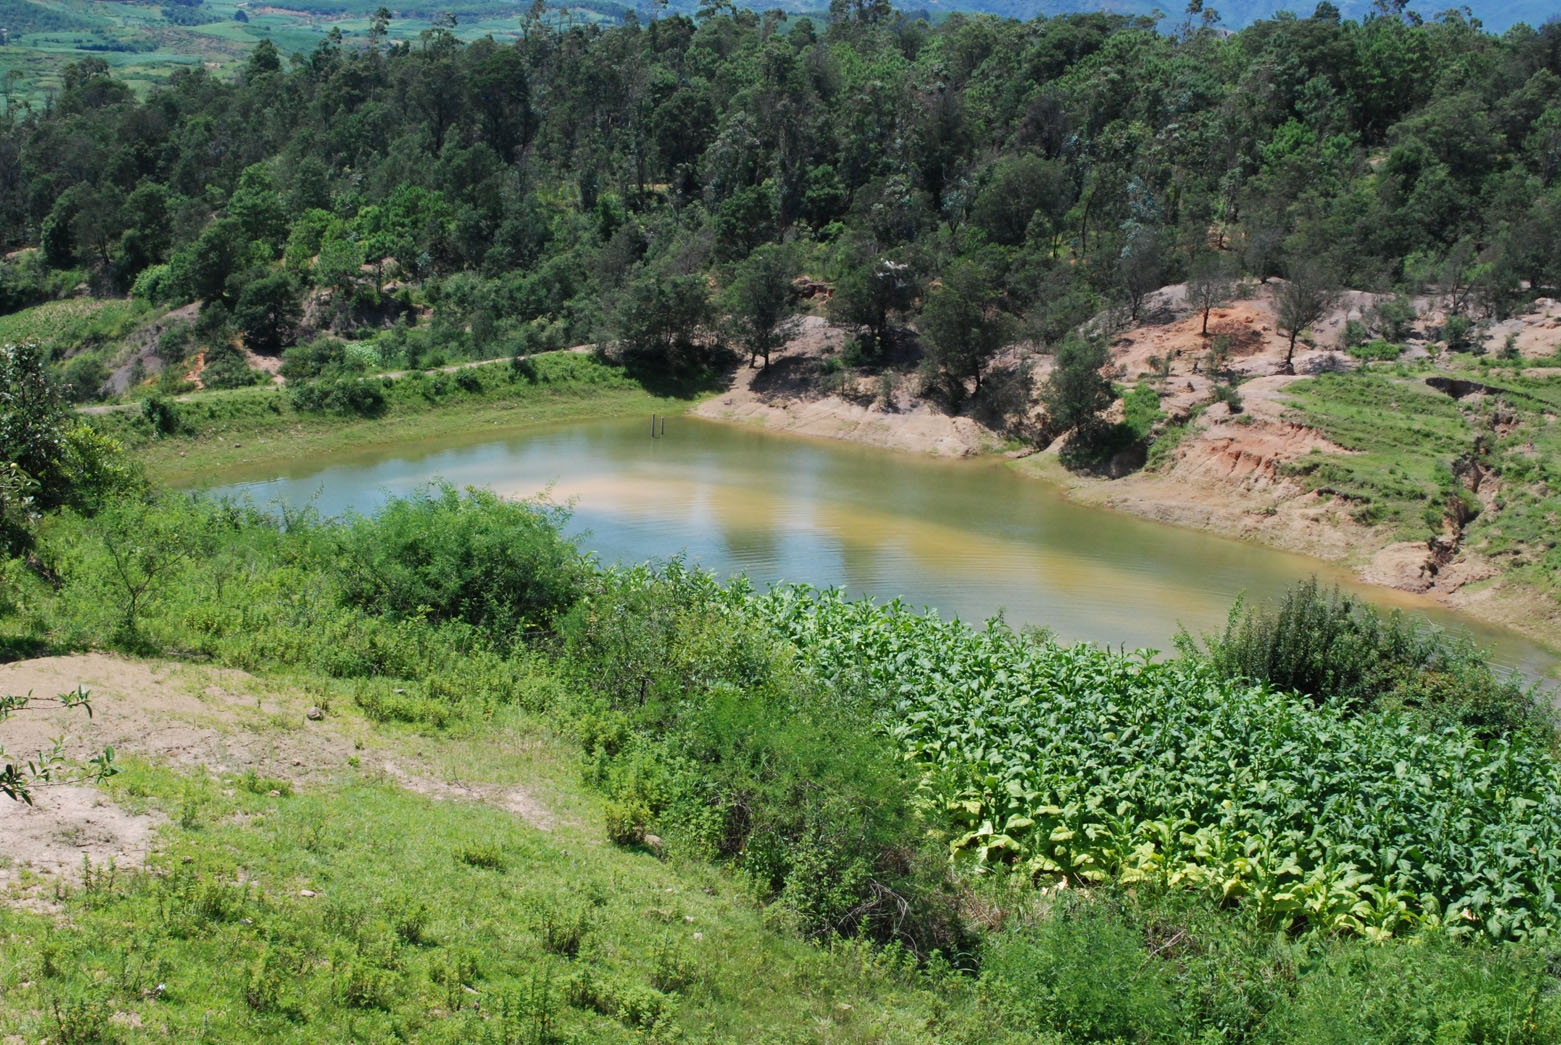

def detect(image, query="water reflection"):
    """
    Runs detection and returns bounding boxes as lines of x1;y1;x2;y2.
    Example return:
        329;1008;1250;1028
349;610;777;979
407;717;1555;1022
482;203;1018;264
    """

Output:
207;415;1557;678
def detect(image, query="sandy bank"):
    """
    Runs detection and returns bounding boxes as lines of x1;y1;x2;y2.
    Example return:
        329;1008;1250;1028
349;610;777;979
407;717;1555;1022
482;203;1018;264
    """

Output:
690;297;1561;655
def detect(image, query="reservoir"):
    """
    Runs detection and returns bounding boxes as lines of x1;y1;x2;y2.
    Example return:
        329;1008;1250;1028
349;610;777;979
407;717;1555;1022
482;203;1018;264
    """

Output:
208;414;1556;679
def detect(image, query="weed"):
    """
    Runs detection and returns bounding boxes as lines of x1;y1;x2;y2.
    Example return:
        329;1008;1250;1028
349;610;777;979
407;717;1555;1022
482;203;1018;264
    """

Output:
538;901;591;958
237;769;291;797
50;990;117;1045
393;896;434;946
456;843;508;871
649;933;696;993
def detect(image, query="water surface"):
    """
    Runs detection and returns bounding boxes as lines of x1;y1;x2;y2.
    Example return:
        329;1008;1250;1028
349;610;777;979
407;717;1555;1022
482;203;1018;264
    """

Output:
208;415;1557;679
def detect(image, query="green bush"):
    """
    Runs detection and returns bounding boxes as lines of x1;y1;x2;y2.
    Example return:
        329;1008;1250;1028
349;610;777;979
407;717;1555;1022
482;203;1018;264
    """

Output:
1347;338;1402;361
983;894;1179;1042
1211;381;1243;412
1121;382;1161;439
1444;314;1478;353
1175;577;1550;739
1259;932;1561;1045
201;341;263;390
280;338;361;382
288;377;386;417
334;484;583;637
557;565;965;953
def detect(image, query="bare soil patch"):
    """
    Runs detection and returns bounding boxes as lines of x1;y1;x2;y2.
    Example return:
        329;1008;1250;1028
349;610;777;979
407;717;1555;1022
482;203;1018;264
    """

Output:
0;653;561;903
694;316;999;457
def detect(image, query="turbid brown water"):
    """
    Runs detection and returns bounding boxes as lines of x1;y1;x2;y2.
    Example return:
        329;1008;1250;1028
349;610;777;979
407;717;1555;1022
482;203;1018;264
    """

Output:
205;415;1557;680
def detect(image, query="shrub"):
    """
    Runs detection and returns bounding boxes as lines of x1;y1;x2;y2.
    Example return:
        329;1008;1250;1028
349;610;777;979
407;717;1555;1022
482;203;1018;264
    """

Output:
1259;933;1561;1045
1347;338;1402;361
1211;381;1243;413
333;484;583;637
288;377;386;417
983;894;1179;1042
1342;318;1369;348
1444;314;1478;353
200;341;262;390
1121;382;1161;438
281;337;360;382
1175;577;1550;739
557;566;967;954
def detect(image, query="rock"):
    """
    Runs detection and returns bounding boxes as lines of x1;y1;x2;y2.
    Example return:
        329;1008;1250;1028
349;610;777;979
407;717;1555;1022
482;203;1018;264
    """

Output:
266;789;281;798
299;889;318;898
306;706;324;721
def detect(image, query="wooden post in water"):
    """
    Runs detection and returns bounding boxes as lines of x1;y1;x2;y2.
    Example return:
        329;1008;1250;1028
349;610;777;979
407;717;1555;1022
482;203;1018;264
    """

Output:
660;416;666;437
651;414;657;438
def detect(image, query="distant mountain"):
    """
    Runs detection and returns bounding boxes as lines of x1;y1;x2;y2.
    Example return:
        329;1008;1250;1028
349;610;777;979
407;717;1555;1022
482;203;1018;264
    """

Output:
917;2;1557;34
650;0;1555;34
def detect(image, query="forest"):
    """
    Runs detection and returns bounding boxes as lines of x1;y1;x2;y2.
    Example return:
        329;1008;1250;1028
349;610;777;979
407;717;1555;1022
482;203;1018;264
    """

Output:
3;3;1561;416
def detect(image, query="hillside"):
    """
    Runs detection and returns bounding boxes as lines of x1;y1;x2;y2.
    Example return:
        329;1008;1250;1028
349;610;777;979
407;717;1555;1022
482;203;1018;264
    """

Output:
3;472;1560;1040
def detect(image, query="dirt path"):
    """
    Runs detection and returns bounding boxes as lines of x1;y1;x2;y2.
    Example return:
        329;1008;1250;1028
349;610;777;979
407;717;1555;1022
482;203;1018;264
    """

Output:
0;654;561;902
77;349;587;415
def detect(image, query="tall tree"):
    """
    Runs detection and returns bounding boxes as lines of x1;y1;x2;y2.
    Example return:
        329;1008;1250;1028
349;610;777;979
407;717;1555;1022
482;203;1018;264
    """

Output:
723;243;802;369
919;259;1016;395
828;255;917;356
1041;335;1114;438
1276;261;1337;372
1186;250;1236;336
232;270;303;355
1118;227;1165;324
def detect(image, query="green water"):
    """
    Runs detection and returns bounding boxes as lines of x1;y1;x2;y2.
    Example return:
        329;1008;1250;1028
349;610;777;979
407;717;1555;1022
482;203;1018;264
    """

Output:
208;414;1557;679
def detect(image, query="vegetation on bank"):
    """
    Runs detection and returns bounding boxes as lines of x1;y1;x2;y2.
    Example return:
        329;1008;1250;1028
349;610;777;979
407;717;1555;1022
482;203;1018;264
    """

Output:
3;472;1560;1040
83;349;692;484
4;333;1561;1038
1279;362;1561;596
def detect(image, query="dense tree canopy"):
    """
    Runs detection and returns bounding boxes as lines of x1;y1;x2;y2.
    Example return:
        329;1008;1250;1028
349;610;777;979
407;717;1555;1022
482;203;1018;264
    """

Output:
1;6;1558;381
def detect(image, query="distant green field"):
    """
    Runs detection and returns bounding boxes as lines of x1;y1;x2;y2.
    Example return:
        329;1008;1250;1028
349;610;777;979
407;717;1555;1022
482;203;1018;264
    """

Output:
0;0;616;108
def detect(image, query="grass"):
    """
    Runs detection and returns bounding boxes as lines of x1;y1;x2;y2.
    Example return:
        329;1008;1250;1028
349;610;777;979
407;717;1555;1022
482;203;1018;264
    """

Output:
0;699;981;1042
86;351;697;486
1455;369;1561;592
1279;370;1476;533
0;297;151;352
1280;363;1561;593
1275;359;1561;612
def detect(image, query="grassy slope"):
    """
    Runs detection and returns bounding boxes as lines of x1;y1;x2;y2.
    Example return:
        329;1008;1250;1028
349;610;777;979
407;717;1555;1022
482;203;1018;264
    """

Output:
3;467;1560;1042
0;670;978;1043
1280;359;1561;595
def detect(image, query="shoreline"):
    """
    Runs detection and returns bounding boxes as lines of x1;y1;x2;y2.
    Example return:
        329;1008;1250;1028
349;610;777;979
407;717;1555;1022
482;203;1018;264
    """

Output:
688;362;1561;664
117;348;1560;665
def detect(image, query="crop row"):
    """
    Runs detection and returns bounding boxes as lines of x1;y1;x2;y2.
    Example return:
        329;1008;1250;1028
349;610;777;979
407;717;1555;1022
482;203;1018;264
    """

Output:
747;587;1561;942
